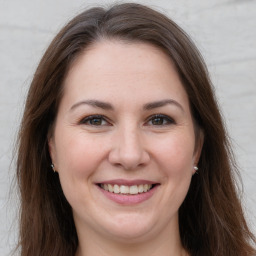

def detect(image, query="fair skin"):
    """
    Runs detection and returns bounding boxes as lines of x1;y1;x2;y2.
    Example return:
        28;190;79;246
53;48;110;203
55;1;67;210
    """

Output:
49;40;203;256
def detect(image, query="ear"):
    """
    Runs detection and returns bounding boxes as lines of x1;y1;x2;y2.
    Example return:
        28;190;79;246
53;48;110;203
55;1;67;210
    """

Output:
193;129;204;168
48;135;57;166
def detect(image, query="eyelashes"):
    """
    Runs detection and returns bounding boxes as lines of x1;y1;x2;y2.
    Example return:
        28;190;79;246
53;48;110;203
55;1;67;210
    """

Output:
79;115;110;126
79;113;176;128
145;114;175;126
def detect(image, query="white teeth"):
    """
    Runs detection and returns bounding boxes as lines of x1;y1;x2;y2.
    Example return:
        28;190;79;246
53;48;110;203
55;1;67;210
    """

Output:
130;185;139;194
120;185;129;194
113;184;120;194
138;184;144;193
143;184;149;192
100;184;153;194
108;184;113;193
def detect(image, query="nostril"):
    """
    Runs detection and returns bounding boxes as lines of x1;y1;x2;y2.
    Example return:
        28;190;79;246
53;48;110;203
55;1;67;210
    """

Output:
108;137;150;170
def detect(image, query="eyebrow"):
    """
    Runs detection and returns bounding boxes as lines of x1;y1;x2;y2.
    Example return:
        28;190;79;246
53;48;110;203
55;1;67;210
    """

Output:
70;100;114;111
70;99;184;112
143;99;184;112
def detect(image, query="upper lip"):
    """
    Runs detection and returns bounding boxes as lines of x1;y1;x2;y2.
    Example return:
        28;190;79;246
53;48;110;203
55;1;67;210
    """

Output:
97;179;158;186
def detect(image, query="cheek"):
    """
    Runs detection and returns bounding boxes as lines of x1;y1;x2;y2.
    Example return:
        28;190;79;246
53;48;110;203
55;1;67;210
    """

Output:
55;131;107;179
54;132;109;207
153;131;195;174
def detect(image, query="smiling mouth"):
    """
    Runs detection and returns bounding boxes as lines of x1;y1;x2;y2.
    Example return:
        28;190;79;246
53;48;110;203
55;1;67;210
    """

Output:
98;184;156;195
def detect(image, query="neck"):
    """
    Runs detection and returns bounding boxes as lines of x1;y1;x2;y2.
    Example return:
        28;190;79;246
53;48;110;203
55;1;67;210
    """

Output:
76;246;188;256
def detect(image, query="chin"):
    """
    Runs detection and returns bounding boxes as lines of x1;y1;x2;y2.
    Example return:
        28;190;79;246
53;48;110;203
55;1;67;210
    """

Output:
97;212;162;243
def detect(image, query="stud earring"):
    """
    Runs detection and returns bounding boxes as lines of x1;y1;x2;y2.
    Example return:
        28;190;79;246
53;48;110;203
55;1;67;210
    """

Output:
51;163;57;172
193;166;198;174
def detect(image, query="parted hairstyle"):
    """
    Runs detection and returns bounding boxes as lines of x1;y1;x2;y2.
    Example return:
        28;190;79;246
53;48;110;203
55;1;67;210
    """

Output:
16;3;256;256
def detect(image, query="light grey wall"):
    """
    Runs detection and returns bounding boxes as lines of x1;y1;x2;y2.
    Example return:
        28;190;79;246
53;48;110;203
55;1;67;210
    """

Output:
1;0;255;255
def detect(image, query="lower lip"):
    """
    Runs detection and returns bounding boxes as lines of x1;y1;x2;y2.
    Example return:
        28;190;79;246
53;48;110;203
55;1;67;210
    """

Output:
97;185;158;205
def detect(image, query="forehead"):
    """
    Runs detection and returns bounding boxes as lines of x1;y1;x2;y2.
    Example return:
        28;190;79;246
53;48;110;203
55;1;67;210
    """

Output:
61;40;189;110
67;40;175;76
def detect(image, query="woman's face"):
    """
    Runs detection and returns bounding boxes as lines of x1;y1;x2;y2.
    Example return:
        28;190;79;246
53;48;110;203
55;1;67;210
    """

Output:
49;41;202;243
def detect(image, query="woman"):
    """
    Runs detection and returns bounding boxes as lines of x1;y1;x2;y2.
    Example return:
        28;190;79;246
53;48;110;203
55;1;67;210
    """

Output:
16;3;256;256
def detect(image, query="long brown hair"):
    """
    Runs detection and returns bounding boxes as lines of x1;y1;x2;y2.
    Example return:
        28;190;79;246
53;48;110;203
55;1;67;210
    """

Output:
16;3;255;255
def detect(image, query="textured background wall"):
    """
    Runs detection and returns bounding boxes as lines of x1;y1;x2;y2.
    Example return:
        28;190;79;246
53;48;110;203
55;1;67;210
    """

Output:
0;0;255;255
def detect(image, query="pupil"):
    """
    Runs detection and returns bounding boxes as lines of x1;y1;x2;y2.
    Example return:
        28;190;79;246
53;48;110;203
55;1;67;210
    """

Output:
152;117;163;125
91;118;101;125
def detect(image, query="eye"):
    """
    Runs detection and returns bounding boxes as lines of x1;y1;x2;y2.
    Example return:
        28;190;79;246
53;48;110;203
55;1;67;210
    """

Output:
146;114;175;126
79;115;110;126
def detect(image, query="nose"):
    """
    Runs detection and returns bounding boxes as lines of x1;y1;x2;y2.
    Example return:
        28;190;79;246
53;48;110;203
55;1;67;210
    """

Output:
108;125;150;170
